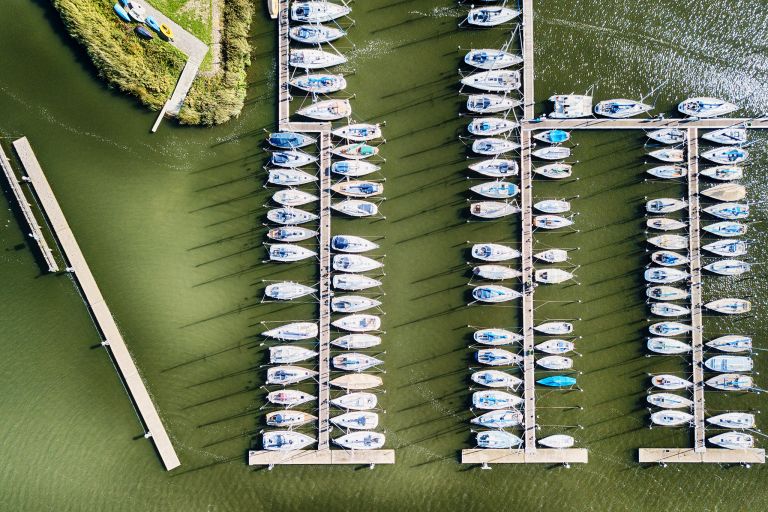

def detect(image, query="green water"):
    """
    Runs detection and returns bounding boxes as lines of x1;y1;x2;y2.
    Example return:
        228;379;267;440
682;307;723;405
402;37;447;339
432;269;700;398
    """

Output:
1;0;768;510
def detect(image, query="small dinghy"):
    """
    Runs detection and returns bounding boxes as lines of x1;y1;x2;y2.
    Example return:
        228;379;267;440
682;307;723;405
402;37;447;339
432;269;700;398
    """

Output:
331;334;381;351
703;221;747;237
266;410;317;428
533;130;570;144
333;431;386;450
269;345;317;364
535;268;573;284
470;181;519;199
332;235;378;253
268;168;317;186
648;148;684;163
332;143;379;160
332;314;381;332
265;282;316;300
539;435;575;449
472;390;523;409
703;203;749;220
472;137;519;155
534;322;573;335
471;370;522;389
332;353;383;372
707;413;755;429
472;285;521;303
289;49;346;69
269;244;317;262
532;146;571;160
705;298;751;315
297;99;352;120
466;7;520;27
651;375;692;390
701;183;747;202
706;335;751;353
267;226;318;242
331;392;377;410
704;259;750;276
701;147;747;165
331;180;383;198
468;117;519;136
332;123;382;142
647;337;691;354
473;264;522;281
263;431;315;450
114;3;131;22
647;218;687;231
534;249;568;263
549;95;593;118
700;166;743;181
464;49;522;69
474;328;523;346
538;375;576;387
291;1;350;22
477;430;523;449
331;295;382;313
471;409;523;428
289;73;346;94
646;198;687;214
534;215;573;230
331;199;379;217
647;128;686;145
461;70;521;92
271;150;317;168
267;389;315;407
470;201;520;219
289;24;345;44
705;355;753;372
125;1;146;22
534;199;570;213
651;410;694;426
331;160;380;177
268;131;316;149
702;127;748;145
267;207;318;225
263;322;318;341
533;163;572;179
535;339;574;354
647;393;693;409
709;432;754;450
647;285;689;301
649;321;692;336
594;99;652;118
678;97;738;118
648;234;688;250
536;355;572;370
649;302;690;317
466;94;521;114
476;348;522;366
331;412;379;430
472;243;520;261
651;250;689;267
647;165;686;179
703;239;747;257
706;374;752;391
329;373;383;390
267;366;318;385
469;158;519;177
332;274;382;291
272;189;318;207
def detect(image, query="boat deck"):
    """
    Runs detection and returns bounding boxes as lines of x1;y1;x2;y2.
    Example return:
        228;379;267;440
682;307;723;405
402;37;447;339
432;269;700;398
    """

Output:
639;448;765;464
12;137;180;471
462;448;588;464
248;449;395;465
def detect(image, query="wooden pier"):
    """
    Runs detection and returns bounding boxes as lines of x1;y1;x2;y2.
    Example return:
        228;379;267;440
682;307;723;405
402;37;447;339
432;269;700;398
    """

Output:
317;131;332;450
521;0;535;121
12;137;180;471
0;143;59;272
277;0;290;127
524;118;768;130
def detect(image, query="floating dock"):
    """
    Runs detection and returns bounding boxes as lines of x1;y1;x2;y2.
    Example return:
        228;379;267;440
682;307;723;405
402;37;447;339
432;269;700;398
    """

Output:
525;118;768;130
12;137;180;471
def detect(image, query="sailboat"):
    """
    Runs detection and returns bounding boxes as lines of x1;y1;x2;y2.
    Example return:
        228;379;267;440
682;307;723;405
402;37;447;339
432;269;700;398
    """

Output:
289;24;345;44
651;250;689;267
331;160;380;177
535;339;574;354
647;218;687;231
702;127;747;145
534;215;573;229
647;128;686;145
706;374;753;391
470;409;523;428
269;244;317;262
706;335;752;353
701;183;747;202
476;431;523;449
330;412;379;430
647;234;687;250
469;158;519;177
464;49;523;69
647;165;686;179
471;370;522;389
268;168;317;186
539;435;575;449
269;345;317;364
648;321;692;336
472;243;520;261
709;432;754;450
331;296;382;313
330;392;378;410
290;1;351;23
646;198;687;213
461;70;521;92
262;431;316;451
332;314;381;332
533;130;570;144
331;334;382;350
331;199;379;217
472;137;520;155
466;6;520;27
289;73;346;93
703;203;749;220
535;268;573;284
272;189;318;207
262;322;318;341
268;131;316;149
271;150;317;168
331;235;378;253
651;410;694;426
264;282;316;300
648;148;684;163
470;181;519;199
534;249;568;263
705;298;751;315
266;410;317;428
534;322;573;335
704;259;750;276
473;264;521;280
470;201;521;219
267;226;318;242
331;180;383;197
704;355;753;372
646;285;689;301
332;143;379;160
533;163;572;179
266;366;318;385
538;375;576;387
267;207;318;225
532;146;570;160
332;124;383;142
701;147;748;165
468;117;519;136
534;199;570;213
332;274;382;291
649;302;690;317
266;389;316;406
466;94;521;114
297;99;352;120
707;413;755;429
332;353;383;372
647;393;693;409
474;328;523;346
593;98;652;118
472;390;523;409
700;166;743;181
647;337;691;354
289;49;346;69
678;97;738;118
651;375;692;390
472;285;521;303
329;373;383;390
702;221;747;237
536;355;573;370
475;348;523;366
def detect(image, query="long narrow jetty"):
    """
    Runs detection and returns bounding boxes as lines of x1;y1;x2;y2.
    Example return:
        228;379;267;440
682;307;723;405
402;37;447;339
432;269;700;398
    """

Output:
317;131;332;450
277;0;290;128
12;137;180;471
0;144;59;272
525;118;768;130
521;0;535;121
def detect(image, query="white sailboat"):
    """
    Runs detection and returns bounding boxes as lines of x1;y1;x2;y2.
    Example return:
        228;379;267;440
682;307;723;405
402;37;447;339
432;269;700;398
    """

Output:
534;322;573;335
331;180;383;199
266;366;318;385
267;389;316;406
461;70;521;92
646;285;689;301
331;295;382;313
268;168;317;186
289;73;346;93
703;203;749;220
706;374;753;391
330;412;379;430
267;207;318;225
271;150;317;168
332;123;383;142
704;355;753;372
332;314;381;332
272;188;318;207
535;339;574;354
707;413;755;429
536;355;573;370
534;199;570;213
332;353;383;372
649;302;689;317
475;348;522;366
468;117;519;136
534;215;573;229
331;392;378;410
532;146;570;160
466;94;521;114
332;273;382;291
469;158;519;177
290;1;350;23
648;148;684;163
703;221;747;237
471;370;522;389
331;199;379;217
476;431;523;448
594;98;651;118
704;298;751;315
647;337;691;354
534;249;568;263
466;7;520;27
331;235;379;253
329;373;383;390
700;166;743;181
706;335;752;353
647;234;688;250
265;282;316;300
533;163;572;179
647;165;686;179
470;201;520;218
651;375;692;390
331;160;380;177
269;345;317;364
646;198;687;213
332;254;382;273
539;435;575;449
647;393;693;409
269;244;317;262
701;147;748;165
470;181;519;199
678;97;738;118
266;410;317;428
297;99;352;120
470;409;523;428
472;285;521;303
474;328;523;346
289;49;346;69
704;259;750;276
289;24;345;44
263;431;316;451
331;334;382;350
651;410;694;426
647;218;687;231
472;264;521;280
647;128;686;145
701;183;747;201
709;432;754;450
651;250;689;267
472;243;520;261
472;137;519;155
472;390;523;409
262;322;318;341
702;127;747;145
648;321;692;336
534;268;573;284
464;49;522;69
549;95;593;118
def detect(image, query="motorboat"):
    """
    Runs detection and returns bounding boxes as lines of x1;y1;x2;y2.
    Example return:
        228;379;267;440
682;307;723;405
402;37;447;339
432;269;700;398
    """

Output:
464;49;523;69
466;7;520;27
331;180;383;198
332;235;378;253
472;138;519;155
471;370;522;389
331;314;381;332
476;431;523;449
706;335;752;353
291;1;351;22
331;334;382;351
533;130;570;144
705;355;753;372
467;117;519;136
647;337;691;354
702;221;747;237
534;199;570;213
262;322;318;341
266;410;317;428
470;181;519;199
466;94;521;114
703;239;748;257
649;302;690;317
461;70;521;92
648;321;692;336
705;298;751;315
333;254;382;273
263;431;315;451
534;215;573;229
269;244;317;262
533;163;572;179
332;143;379;160
475;348;522;366
538;375;576;387
332;124;383;142
329;373;383;390
267;366;318;385
472;285;521;303
272;189;318;207
535;339;574;354
474;328;523;346
707;413;755;429
549;95;593;118
646;285;689;301
472;390;523;409
124;1;146;22
594;98;652;118
472;243;520;261
647;218;686;231
330;392;377;410
647;234;687;250
289;49;346;69
678;97;738;118
535;268;573;284
651;375;692;390
470;201;520;219
331;199;379;217
473;264;521;281
703;203;749;220
332;353;383;372
700;166;743;181
470;409;523;428
332;274;382;291
651;410;694;426
709;432;754;450
331;295;382;313
289;24;345;44
706;374;753;391
271;150;317;168
267;226;318;242
330;412;379;430
469;158;519;177
289;73;346;94
704;259;750;276
267;389;315;406
536;355;573;370
534;249;568;263
268;168;317;186
701;147;747;165
646;198;687;214
647;128;686;145
268;131;316;149
265;282;316;300
297;99;352;120
269;345;317;364
702;127;747;145
647;393;693;409
701;183;746;202
647;165;686;179
532;146;571;160
648;148;684;163
539;435;575;449
534;322;573;335
267;207;318;225
651;250;689;267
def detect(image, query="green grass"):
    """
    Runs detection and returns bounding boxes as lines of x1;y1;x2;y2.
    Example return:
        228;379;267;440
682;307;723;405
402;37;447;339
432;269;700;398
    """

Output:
149;0;213;45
